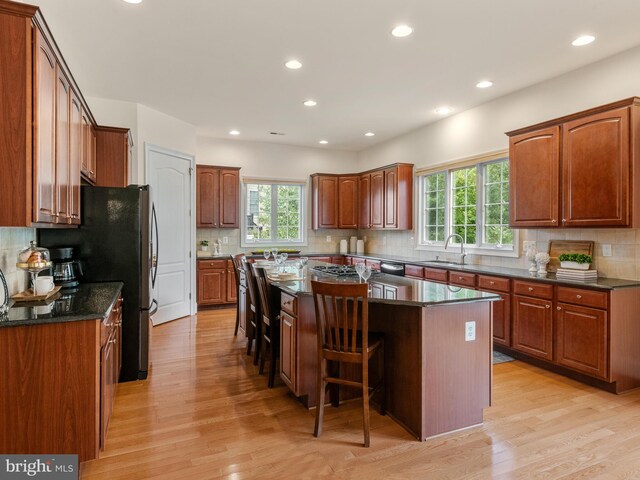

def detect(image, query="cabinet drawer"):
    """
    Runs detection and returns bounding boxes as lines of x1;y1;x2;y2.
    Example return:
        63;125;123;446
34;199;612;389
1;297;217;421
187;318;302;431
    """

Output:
198;259;227;270
557;287;607;309
281;292;297;316
405;265;424;279
478;275;510;293
365;259;381;271
513;280;553;300
424;267;448;283
449;271;477;288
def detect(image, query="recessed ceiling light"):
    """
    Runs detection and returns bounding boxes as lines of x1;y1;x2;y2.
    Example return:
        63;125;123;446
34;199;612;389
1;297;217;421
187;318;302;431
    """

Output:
476;80;493;89
435;107;452;115
303;100;317;107
122;0;142;4
319;140;328;145
365;132;375;137
391;25;413;38
229;130;240;135
572;35;595;46
285;59;302;69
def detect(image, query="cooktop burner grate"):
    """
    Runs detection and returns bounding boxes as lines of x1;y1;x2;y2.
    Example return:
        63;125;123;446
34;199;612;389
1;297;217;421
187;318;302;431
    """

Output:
311;265;380;277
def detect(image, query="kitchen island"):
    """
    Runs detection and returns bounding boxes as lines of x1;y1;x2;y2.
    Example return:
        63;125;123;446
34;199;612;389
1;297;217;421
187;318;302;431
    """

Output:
270;262;500;441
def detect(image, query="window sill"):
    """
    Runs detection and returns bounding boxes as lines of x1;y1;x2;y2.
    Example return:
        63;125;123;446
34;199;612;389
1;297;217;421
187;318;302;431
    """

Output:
241;241;308;248
415;244;519;258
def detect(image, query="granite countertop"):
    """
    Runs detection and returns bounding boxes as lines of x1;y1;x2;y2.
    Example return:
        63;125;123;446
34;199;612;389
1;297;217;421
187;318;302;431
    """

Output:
269;261;500;307
0;282;123;328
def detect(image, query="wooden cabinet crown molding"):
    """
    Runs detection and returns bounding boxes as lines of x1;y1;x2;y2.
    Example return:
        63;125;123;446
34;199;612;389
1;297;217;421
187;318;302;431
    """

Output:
0;0;37;18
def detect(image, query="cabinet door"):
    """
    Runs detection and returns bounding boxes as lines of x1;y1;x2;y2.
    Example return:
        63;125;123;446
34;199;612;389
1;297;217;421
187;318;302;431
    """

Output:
384;167;397;228
509;126;560;227
280;311;296;392
313;175;338;229
196;166;219;227
226;268;237;302
100;334;115;449
556;303;608;379
358;174;371;228
81;109;94;181
198;268;226;305
338;176;358;228
370;170;384;228
55;65;70;224
33;28;57;224
219;169;239;228
512;295;553;360
491;293;511;347
90;127;97;183
69;90;82;224
562;107;630;226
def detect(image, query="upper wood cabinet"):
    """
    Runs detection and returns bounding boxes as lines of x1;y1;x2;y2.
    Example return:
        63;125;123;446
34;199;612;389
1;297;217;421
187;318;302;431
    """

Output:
311;163;413;230
81;108;96;183
0;2;99;226
196;166;240;228
507;98;640;228
95;126;133;188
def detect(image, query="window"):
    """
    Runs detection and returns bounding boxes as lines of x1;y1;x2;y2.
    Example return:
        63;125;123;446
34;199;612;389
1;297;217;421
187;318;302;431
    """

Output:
243;181;305;245
418;156;515;254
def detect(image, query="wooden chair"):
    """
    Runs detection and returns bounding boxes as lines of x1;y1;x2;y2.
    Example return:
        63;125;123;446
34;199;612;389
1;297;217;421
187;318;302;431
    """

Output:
243;258;262;365
311;280;385;447
231;253;245;336
254;266;281;388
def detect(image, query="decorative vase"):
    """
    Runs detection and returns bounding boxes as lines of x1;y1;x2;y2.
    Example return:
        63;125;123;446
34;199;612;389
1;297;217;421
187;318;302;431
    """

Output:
200;245;209;252
528;260;537;273
560;261;590;270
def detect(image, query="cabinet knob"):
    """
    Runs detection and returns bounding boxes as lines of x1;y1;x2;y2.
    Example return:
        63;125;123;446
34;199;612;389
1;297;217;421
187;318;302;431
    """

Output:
528;287;534;292
576;294;582;299
562;219;566;223
489;281;495;285
546;305;550;309
109;338;117;344
557;307;561;310
552;219;557;223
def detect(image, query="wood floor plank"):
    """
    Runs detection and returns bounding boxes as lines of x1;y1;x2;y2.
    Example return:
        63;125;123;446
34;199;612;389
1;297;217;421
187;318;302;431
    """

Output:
81;308;640;479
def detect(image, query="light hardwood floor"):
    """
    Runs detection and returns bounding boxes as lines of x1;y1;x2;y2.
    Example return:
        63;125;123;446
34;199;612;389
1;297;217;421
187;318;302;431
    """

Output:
82;308;640;479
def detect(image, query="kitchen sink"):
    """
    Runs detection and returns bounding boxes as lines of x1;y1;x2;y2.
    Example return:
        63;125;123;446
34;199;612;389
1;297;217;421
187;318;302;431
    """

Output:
425;260;465;267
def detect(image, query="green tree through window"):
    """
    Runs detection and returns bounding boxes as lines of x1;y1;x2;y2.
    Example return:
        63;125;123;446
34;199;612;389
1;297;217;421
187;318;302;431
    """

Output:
245;183;303;243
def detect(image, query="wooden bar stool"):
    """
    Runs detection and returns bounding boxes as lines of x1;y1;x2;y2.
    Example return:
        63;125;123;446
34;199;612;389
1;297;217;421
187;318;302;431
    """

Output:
254;266;281;388
311;280;385;447
243;259;262;365
230;253;245;336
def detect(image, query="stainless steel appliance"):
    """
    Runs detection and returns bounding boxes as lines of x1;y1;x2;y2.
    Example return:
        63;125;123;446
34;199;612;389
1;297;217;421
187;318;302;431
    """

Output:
50;247;82;288
380;262;405;276
38;185;158;381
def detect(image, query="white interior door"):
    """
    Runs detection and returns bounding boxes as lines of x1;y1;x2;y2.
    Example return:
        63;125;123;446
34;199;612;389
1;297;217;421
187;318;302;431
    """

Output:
146;144;194;325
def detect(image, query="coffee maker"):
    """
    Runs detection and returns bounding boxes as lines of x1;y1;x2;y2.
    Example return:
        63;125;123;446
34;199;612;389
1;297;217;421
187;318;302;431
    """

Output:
49;247;82;288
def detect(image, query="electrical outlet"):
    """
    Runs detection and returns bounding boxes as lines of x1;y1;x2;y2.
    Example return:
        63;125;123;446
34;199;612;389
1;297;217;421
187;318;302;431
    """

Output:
382;236;387;245
222;237;228;244
602;244;612;257
363;236;367;242
465;321;476;342
326;235;332;243
523;241;536;251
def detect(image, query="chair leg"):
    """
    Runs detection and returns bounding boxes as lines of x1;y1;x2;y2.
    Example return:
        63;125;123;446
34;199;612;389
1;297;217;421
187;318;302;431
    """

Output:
267;335;278;388
362;364;370;448
314;358;326;438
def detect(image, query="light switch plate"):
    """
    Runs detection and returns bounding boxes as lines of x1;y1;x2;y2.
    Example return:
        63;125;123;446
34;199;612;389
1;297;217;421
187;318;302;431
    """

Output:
465;321;476;342
222;237;228;244
326;235;332;243
602;244;612;257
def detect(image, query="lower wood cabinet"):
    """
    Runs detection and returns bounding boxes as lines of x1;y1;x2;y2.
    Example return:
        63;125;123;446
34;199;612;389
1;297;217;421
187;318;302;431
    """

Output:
490;293;511;347
280;311;296;390
100;295;122;449
555;302;608;379
197;259;237;306
512;295;553;361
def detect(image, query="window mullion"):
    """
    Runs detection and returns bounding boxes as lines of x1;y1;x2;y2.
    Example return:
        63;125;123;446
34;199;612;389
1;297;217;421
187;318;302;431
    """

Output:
477;164;484;248
271;186;278;241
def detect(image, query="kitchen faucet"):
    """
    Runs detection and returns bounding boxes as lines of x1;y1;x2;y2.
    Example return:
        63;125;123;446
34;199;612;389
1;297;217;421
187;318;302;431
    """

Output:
444;233;466;265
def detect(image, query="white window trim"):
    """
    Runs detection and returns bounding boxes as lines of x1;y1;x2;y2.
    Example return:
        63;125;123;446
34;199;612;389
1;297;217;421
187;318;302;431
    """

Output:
240;178;308;248
416;156;519;258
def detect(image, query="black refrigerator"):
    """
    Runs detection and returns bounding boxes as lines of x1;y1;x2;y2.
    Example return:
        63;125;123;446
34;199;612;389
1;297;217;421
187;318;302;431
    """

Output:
39;185;158;381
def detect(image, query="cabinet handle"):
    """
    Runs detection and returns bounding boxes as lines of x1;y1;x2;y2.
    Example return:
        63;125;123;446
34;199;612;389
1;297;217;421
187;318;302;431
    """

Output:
90;170;95;175
109;338;116;344
552;219;557;223
562;219;566;223
489;281;495;285
528;287;534;292
546;305;550;309
576;294;582;299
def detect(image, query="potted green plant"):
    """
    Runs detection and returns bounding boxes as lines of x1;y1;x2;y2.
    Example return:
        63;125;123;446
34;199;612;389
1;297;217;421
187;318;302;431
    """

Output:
558;253;592;270
199;240;209;252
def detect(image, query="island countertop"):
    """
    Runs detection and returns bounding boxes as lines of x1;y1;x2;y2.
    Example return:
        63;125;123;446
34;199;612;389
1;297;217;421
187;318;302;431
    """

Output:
269;261;500;307
0;282;123;328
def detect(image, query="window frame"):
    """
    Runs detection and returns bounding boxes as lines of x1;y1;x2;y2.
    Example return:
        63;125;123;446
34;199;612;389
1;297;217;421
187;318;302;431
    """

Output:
240;179;307;247
417;156;518;257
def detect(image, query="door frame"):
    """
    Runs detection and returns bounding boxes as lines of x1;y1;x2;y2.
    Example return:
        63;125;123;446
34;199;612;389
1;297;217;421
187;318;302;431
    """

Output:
144;143;197;316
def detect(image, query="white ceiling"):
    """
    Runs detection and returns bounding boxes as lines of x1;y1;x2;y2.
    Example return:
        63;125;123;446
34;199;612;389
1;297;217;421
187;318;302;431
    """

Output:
26;0;640;151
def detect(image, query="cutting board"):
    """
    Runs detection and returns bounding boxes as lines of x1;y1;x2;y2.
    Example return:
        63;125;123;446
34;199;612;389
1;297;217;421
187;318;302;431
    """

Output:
547;240;594;272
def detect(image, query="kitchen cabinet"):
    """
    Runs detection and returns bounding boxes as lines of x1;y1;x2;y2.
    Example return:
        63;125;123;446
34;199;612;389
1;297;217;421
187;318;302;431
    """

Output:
226;260;237;303
512;294;553;361
449;271;477;288
100;295;122;449
424;267;448;284
81;109;96;183
311;163;414;230
54;66;71;224
338;176;359;228
311;175;339;229
507;98;640;228
280;310;296;391
197;260;227;305
405;265;424;279
477;275;511;347
69;90;82;224
196;166;240;228
95;126;132;188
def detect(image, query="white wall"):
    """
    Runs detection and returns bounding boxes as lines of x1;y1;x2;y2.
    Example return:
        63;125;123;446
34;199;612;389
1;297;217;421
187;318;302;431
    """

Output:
0;228;35;296
358;44;640;171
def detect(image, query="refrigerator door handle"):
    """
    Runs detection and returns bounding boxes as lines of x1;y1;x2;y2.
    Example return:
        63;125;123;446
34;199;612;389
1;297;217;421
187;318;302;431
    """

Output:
149;299;158;316
151;203;159;288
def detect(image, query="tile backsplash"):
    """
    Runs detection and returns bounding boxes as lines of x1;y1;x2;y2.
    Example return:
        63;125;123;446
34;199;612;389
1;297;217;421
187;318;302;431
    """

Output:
0;228;36;295
197;227;640;280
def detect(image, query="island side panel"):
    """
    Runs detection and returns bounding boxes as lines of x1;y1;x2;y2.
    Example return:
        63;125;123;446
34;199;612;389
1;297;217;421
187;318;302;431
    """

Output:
369;303;424;440
422;301;492;440
609;287;640;393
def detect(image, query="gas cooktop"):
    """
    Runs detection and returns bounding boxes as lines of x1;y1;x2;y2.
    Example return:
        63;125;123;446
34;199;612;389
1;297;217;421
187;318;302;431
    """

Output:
311;265;380;277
